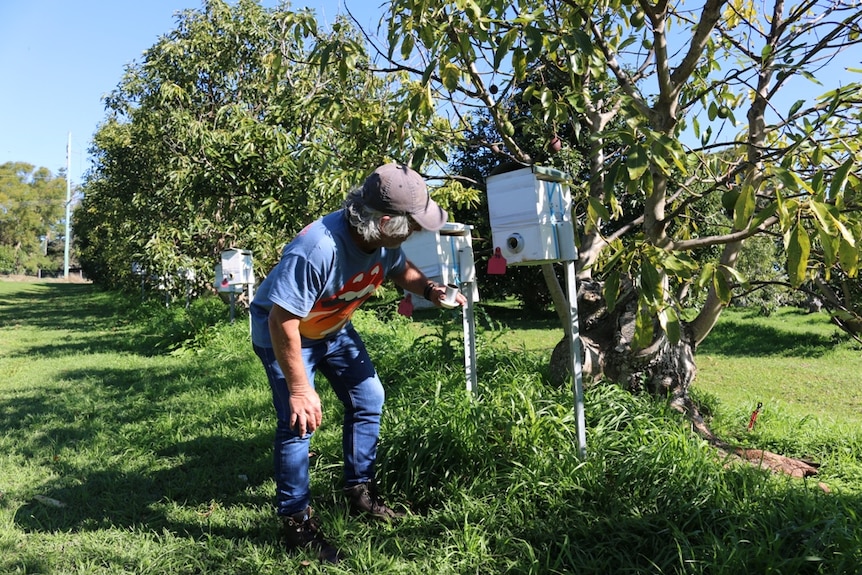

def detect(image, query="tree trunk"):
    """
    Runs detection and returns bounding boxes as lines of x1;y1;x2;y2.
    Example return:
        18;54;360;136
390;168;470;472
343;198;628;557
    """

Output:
550;279;696;406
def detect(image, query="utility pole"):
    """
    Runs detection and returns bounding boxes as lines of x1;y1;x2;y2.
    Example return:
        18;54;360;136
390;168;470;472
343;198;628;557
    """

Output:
64;132;72;279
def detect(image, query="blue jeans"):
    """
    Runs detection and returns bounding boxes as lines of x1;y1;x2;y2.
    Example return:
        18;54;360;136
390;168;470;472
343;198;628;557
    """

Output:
253;326;385;517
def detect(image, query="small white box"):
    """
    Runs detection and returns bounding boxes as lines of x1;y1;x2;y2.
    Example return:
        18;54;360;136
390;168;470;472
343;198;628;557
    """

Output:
401;222;479;308
487;165;577;264
220;249;254;286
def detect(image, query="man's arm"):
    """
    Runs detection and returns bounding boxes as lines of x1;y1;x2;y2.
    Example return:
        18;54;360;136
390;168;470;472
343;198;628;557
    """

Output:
268;304;322;435
391;259;466;307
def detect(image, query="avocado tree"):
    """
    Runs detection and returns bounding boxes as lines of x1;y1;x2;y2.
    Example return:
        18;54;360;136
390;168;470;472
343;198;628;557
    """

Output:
305;0;862;459
75;0;472;293
374;0;860;383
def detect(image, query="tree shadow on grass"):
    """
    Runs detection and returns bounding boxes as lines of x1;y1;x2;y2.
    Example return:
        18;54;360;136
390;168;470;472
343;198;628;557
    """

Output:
0;282;279;542
0;283;128;331
0;282;154;357
696;318;839;358
12;434;274;540
7;360;278;541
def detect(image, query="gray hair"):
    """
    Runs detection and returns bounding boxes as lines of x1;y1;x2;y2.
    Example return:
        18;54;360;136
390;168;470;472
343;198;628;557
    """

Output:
343;187;412;242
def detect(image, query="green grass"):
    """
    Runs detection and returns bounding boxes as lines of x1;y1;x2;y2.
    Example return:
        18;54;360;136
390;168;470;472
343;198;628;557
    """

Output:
2;280;861;574
695;307;862;424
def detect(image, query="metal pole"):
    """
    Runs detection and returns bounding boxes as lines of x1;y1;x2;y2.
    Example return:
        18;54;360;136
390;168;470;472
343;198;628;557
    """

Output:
565;260;587;458
63;133;72;279
459;249;478;394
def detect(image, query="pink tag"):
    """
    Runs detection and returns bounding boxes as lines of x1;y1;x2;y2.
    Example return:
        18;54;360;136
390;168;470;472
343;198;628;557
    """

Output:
487;247;507;275
397;293;414;317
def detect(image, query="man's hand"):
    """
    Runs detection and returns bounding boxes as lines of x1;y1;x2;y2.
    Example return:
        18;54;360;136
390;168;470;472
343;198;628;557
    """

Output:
393;260;468;308
426;282;467;307
289;387;322;436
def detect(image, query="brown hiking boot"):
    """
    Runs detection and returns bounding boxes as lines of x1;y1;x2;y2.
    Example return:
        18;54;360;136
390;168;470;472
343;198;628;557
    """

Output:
281;506;342;564
344;482;405;521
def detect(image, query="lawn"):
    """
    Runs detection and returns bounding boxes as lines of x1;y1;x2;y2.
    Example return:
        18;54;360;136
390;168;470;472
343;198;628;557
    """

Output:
695;306;862;426
2;279;861;574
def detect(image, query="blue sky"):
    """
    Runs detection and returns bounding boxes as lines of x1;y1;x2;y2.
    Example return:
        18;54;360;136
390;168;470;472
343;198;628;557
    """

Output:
2;2;858;186
0;1;383;184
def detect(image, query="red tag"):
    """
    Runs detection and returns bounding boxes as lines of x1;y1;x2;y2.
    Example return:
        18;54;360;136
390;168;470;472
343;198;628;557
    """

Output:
487;247;507;275
747;402;762;431
397;293;414;318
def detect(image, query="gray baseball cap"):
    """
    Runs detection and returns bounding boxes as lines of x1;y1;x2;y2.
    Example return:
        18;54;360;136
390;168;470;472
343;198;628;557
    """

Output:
361;163;447;231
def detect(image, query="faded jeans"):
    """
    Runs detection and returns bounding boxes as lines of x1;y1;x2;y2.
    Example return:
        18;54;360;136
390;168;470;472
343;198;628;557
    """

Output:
253;326;384;517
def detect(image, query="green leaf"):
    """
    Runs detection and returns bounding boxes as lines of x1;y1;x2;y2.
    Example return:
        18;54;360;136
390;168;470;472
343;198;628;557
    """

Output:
812;145;824;165
809;200;835;234
588;196;610;220
751;200;777;229
586;196;610;233
838;238;859;276
639;259;661;305
512;48;526;82
421;60;436;85
401;34;415;59
603;161;620;196
697;262;716;289
493;29;518;70
828;159;853;202
661;252;698;278
733;182;755;229
834;219;856;246
658;307;681;343
464;0;482;21
772;166;801;191
713;269;732;304
570;29;592;52
656;134;687;174
633;303;654;350
788;99;805;117
441;62;460;91
819;227;838;267
626;145;649;180
524;25;544;57
720;264;749;289
786;224;811;287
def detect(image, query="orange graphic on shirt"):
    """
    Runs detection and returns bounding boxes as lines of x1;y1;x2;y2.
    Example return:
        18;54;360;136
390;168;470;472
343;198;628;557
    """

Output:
300;263;385;339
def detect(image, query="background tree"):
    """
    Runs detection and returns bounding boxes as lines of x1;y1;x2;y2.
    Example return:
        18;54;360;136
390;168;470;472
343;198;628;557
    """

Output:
75;0;475;295
0;162;69;275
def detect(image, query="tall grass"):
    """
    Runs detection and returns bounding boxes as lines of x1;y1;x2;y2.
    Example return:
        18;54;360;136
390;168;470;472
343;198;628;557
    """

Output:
2;281;861;574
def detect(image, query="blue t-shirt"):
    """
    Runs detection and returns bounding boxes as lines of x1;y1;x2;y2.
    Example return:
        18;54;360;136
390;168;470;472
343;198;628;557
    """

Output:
250;210;406;347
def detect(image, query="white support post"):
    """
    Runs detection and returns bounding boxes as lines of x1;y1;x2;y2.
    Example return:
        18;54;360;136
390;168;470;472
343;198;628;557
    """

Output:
565;260;587;458
460;250;478;394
